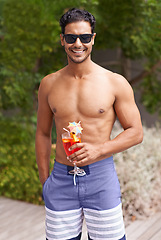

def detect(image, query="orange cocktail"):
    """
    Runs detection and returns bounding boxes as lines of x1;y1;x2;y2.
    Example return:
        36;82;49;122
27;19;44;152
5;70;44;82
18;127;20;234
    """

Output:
62;122;84;185
62;132;81;156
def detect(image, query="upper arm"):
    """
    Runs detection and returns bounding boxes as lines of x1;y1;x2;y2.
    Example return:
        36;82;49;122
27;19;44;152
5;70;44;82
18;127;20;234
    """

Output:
36;77;53;136
113;74;142;131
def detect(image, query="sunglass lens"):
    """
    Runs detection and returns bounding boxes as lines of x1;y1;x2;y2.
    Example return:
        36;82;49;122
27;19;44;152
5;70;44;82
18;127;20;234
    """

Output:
80;34;93;43
64;35;76;44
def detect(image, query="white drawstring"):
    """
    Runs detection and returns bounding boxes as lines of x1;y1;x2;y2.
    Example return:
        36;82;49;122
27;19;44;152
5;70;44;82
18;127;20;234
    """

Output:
68;163;86;185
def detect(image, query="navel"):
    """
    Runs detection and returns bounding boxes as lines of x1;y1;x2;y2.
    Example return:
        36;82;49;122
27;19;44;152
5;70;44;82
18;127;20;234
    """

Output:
99;109;105;114
53;108;57;114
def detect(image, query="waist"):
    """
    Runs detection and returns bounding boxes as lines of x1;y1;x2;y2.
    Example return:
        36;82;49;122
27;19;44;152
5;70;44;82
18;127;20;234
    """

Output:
54;156;114;174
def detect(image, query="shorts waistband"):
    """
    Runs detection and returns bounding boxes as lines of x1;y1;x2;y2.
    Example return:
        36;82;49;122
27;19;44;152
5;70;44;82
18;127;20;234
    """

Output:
54;156;114;174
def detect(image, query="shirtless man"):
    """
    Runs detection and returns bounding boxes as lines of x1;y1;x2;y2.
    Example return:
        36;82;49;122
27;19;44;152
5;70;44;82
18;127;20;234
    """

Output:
35;8;143;240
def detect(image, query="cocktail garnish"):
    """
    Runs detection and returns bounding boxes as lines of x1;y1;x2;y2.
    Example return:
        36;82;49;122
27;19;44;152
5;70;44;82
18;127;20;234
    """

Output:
70;132;79;142
67;121;83;134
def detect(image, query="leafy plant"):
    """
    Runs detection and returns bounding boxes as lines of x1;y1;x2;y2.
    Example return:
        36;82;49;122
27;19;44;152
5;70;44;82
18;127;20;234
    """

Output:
0;117;41;204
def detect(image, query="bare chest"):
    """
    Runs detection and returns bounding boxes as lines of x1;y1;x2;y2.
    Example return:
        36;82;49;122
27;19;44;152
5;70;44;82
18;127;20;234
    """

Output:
48;78;115;119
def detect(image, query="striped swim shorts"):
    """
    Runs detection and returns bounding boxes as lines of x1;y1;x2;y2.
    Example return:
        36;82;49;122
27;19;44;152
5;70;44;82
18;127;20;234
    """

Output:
43;157;126;240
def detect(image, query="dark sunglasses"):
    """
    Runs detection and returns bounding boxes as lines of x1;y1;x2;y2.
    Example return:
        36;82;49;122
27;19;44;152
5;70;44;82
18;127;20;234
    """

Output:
62;34;94;44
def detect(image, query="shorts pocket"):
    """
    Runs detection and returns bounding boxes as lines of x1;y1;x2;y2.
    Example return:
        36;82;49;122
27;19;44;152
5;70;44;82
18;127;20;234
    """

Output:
42;175;51;200
43;176;50;188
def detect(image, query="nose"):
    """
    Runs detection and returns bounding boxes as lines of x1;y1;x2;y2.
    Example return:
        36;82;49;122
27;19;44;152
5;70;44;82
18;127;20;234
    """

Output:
74;37;82;47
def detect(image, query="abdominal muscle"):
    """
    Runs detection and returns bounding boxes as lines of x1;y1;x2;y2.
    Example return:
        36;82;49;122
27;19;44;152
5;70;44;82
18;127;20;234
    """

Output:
54;114;116;166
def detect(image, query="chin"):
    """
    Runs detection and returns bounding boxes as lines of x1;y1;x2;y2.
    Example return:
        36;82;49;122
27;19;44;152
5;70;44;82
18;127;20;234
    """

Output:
68;54;90;64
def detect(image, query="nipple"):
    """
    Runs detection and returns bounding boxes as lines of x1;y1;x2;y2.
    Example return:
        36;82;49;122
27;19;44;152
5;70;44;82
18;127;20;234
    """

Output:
99;109;105;114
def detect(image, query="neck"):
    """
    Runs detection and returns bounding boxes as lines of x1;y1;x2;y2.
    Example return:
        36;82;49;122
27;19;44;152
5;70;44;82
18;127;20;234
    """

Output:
67;57;94;78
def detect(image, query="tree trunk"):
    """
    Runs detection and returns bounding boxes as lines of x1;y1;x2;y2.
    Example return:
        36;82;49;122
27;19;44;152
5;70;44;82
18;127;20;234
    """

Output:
120;51;131;81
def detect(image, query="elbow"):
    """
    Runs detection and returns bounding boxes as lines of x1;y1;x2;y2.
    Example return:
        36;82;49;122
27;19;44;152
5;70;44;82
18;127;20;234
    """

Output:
129;125;143;146
136;128;143;144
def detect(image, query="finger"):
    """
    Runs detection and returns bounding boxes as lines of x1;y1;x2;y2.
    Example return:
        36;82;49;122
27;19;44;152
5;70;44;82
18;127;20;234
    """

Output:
68;147;85;160
69;142;84;151
71;152;87;162
76;157;88;166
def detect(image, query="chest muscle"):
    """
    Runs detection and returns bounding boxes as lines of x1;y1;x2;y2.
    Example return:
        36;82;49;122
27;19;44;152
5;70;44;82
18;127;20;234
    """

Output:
48;78;115;119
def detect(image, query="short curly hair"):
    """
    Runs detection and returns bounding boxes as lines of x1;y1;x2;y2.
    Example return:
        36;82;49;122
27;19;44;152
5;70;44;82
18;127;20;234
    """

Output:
59;8;96;34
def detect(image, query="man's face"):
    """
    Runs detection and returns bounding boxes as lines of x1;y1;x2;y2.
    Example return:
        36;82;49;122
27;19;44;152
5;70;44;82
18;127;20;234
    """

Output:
60;21;96;64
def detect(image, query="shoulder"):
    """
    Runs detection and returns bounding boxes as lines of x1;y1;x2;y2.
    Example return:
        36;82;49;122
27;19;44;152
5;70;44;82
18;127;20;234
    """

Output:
39;71;59;90
93;64;127;86
94;64;132;90
38;68;65;94
108;72;134;98
38;70;61;102
111;72;131;85
39;73;54;88
96;65;132;89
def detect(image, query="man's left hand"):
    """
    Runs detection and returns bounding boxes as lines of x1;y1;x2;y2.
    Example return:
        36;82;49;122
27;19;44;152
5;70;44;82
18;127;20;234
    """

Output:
68;142;101;166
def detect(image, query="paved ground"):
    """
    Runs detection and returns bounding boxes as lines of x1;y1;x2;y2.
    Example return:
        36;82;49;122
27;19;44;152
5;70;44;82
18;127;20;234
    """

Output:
1;197;161;240
0;197;45;240
0;197;87;240
126;211;161;240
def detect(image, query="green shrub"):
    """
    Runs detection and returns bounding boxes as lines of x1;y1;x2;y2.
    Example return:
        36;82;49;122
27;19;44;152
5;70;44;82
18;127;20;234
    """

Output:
0;116;47;204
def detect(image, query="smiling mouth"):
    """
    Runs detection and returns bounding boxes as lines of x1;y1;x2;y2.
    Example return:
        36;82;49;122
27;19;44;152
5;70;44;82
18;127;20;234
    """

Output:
71;49;86;54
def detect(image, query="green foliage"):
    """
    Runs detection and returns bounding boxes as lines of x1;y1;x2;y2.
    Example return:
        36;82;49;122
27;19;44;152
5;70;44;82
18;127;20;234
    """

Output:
0;165;42;203
0;116;44;204
95;0;161;59
1;0;63;73
0;115;55;204
0;70;42;111
141;74;161;115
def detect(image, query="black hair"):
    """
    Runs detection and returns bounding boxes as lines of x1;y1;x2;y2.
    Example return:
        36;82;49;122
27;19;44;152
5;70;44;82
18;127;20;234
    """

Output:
59;8;96;34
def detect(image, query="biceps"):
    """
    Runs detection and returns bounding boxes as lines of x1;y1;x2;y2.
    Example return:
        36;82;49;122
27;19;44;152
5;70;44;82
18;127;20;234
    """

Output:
114;100;141;130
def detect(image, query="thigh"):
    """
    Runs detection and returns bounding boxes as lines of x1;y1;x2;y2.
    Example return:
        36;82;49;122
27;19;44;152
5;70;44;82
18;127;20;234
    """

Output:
84;204;125;240
82;158;125;239
43;161;83;240
45;207;83;240
43;161;81;211
83;158;122;210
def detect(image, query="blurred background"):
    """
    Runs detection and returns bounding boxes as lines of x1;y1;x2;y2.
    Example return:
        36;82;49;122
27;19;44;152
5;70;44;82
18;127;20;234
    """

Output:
0;0;161;225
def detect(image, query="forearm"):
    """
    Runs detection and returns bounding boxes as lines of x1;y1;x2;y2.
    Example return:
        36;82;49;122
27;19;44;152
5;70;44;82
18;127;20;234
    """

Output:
35;131;52;185
101;127;143;157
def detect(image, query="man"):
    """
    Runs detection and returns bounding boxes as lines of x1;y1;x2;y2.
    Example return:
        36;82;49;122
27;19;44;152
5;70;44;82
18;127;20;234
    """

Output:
35;8;143;240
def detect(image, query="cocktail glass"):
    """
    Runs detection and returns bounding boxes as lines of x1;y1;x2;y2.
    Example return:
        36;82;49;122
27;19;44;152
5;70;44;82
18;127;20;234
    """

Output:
62;132;86;185
62;132;81;156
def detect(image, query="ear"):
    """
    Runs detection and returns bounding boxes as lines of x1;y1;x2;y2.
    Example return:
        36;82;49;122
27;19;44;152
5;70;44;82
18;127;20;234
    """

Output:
92;33;96;46
60;34;65;46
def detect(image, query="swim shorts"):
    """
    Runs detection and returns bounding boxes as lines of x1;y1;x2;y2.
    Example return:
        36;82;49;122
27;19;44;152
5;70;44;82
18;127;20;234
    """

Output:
43;157;126;240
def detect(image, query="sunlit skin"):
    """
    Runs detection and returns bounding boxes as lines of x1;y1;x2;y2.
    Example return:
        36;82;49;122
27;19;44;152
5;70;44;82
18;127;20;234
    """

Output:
35;21;143;185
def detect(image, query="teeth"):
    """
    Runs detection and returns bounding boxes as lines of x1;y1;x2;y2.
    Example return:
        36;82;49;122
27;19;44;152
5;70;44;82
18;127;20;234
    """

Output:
72;50;84;53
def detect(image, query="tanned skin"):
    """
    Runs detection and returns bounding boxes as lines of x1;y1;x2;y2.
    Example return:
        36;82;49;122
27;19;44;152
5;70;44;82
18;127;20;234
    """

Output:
35;21;143;185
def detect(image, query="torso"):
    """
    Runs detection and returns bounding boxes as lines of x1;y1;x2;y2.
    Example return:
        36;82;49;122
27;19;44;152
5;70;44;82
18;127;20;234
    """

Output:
47;63;116;165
